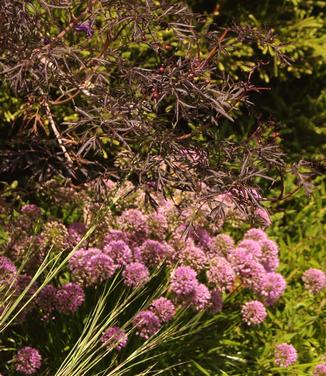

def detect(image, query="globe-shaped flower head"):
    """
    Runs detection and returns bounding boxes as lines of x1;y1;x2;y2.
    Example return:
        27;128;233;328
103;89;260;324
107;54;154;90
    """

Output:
150;297;176;323
170;266;198;297
274;343;297;367
313;363;326;376
14;347;42;375
302;268;326;294
241;300;267;325
55;282;85;314
122;262;150;288
244;228;268;242
101;327;128;351
206;257;235;292
103;240;132;267
133;310;161;339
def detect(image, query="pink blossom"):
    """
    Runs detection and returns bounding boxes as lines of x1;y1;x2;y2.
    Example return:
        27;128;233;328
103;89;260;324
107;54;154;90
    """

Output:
14;347;42;375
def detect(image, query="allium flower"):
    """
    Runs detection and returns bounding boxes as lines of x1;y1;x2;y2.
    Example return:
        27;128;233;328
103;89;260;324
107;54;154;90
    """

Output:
69;248;117;286
103;240;132;267
209;289;223;314
117;209;148;243
67;222;86;246
314;363;326;376
21;204;41;217
274;343;297;367
103;230;129;245
139;240;172;267
209;234;234;257
148;211;168;240
207;257;235;292
14;347;42;375
244;228;268;242
101;326;128;351
133;310;161;339
189;283;211;311
0;255;17;285
228;248;265;288
241;300;267;325
170;266;198;297
36;284;57;321
255;208;271;228
150;297;176;323
302;268;326;294
179;241;207;271
55;283;85;314
122;262;149;288
255;272;286;306
238;239;262;259
259;239;279;272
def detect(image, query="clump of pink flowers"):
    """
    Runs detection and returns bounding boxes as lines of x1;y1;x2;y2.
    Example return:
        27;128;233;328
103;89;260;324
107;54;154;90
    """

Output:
255;272;286;306
1;179;300;373
0;255;17;285
206;257;235;292
36;284;57;321
179;241;207;271
189;283;211;311
103;240;132;267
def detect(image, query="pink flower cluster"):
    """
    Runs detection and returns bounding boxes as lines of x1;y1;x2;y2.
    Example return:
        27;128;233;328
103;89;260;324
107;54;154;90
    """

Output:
101;326;128;351
133;310;161;339
302;268;326;294
241;301;267;326
131;297;176;340
14;347;42;375
314;364;326;376
274;343;297;367
69;248;117;286
0;255;17;285
55;282;85;314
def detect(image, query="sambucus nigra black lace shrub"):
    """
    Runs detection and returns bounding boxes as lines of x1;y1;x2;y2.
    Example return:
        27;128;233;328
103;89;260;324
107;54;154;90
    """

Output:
0;0;287;218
